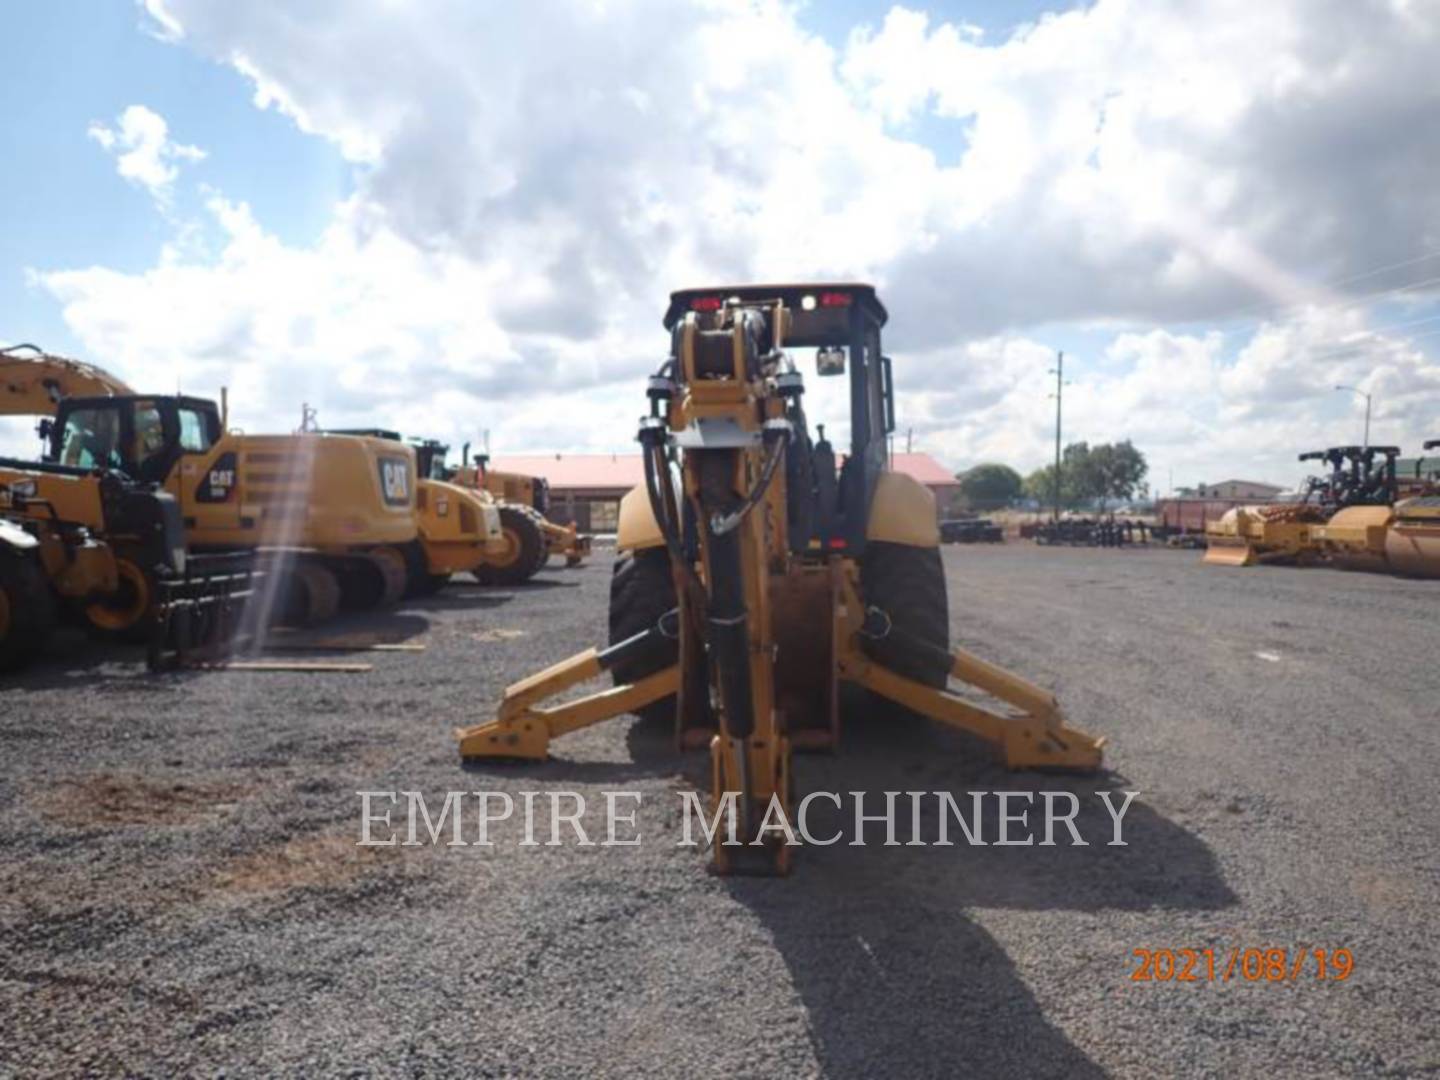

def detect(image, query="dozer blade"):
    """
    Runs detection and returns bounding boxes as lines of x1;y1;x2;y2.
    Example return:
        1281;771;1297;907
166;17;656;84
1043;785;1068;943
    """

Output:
1202;537;1256;566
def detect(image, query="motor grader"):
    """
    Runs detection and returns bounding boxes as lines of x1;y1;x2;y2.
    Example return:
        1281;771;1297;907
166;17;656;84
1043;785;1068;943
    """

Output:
457;455;592;571
455;283;1103;874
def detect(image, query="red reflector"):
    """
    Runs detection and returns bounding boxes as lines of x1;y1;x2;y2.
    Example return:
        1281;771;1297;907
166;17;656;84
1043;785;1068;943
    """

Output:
690;296;723;311
819;292;852;308
828;538;847;549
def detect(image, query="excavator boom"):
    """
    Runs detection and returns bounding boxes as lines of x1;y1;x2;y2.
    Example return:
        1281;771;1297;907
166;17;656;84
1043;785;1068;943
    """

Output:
1;345;135;416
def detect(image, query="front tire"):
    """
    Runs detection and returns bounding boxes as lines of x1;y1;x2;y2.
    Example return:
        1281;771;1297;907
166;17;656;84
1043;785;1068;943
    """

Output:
473;507;544;586
0;546;55;671
859;541;951;688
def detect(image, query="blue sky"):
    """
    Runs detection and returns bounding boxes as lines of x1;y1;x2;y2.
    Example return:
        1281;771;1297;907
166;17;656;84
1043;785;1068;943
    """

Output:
1;2;349;353
2;0;1436;488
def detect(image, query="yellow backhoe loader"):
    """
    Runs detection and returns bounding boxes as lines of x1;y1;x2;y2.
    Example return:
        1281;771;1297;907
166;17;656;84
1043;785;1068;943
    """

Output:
454;284;1103;874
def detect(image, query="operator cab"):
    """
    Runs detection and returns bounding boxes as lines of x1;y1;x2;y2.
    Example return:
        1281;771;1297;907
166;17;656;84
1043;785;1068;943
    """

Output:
45;395;223;484
664;283;896;553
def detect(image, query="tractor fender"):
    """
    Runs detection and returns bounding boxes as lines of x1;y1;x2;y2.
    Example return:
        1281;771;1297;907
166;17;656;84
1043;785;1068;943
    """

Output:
0;518;39;551
616;486;665;552
866;471;940;548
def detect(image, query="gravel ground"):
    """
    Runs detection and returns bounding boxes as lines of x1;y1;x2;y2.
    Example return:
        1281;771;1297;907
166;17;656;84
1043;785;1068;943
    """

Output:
2;543;1438;1077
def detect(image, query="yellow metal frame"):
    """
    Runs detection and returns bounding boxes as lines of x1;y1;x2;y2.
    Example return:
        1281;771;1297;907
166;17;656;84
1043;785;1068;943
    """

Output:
454;291;1104;874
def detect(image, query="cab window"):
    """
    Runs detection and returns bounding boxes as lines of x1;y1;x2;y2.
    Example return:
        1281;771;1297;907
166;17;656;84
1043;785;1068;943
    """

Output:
58;407;124;470
177;407;213;453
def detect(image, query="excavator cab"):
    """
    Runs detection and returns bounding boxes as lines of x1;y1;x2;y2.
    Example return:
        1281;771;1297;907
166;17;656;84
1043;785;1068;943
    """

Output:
46;395;223;485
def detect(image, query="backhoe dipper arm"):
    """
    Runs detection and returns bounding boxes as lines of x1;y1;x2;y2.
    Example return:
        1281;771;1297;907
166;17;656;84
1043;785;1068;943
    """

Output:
0;345;134;416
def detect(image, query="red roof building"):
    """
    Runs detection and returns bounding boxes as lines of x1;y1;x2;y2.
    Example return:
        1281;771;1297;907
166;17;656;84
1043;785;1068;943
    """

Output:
489;452;960;532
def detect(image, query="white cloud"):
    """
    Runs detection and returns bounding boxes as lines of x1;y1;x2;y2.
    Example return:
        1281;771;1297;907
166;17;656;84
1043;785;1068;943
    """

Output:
87;104;205;206
36;0;1440;487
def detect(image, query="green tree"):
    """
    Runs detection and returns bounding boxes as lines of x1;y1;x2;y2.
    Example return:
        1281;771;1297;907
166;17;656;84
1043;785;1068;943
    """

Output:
1024;440;1149;511
957;463;1023;509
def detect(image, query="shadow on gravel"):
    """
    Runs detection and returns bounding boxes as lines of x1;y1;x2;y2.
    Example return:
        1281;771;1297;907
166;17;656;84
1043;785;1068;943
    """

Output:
726;699;1237;1077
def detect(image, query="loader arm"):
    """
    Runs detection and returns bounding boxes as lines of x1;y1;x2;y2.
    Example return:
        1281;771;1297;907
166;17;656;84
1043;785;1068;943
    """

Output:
0;345;135;417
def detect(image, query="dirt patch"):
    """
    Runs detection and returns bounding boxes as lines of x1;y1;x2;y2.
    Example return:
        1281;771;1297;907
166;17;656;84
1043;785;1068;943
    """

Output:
33;773;250;828
210;831;410;895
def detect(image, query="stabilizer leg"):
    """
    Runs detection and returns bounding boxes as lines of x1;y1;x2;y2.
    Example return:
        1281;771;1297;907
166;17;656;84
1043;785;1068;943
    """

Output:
835;573;1103;771
456;621;681;759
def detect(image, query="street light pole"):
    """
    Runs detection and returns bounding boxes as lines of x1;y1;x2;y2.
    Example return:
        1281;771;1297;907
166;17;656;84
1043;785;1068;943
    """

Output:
1334;385;1372;450
1049;351;1067;522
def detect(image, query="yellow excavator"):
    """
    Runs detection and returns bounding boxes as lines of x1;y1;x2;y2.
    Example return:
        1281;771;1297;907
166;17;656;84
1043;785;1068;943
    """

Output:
454;284;1103;874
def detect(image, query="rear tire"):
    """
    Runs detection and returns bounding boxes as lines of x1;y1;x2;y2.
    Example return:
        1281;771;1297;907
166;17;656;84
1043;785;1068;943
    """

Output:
607;547;678;725
286;561;342;625
368;546;409;608
0;546;55;671
859;541;951;688
473;507;544;586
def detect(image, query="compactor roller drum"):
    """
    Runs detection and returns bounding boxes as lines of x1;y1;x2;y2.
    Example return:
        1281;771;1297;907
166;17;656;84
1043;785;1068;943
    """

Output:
473;505;544;585
0;545;55;670
606;547;679;725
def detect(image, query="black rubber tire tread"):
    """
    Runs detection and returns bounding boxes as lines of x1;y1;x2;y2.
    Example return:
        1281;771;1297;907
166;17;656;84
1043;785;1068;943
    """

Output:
474;507;544;586
367;547;409;608
606;547;678;725
293;561;342;625
0;546;55;671
859;541;951;688
520;507;553;575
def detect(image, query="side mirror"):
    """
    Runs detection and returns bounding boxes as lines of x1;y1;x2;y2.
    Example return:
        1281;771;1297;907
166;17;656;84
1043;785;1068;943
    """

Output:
36;418;53;443
816;346;847;377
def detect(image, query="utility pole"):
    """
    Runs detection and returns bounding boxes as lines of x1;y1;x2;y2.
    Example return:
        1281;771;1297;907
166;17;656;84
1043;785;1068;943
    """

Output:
906;427;913;454
1049;351;1065;522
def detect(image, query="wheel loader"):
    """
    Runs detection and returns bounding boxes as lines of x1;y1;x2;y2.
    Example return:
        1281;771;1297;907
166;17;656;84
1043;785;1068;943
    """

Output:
454;454;592;570
1;347;424;643
454;283;1104;874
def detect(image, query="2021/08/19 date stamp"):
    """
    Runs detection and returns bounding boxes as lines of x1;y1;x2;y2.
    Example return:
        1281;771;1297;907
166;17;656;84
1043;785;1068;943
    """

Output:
1130;947;1354;983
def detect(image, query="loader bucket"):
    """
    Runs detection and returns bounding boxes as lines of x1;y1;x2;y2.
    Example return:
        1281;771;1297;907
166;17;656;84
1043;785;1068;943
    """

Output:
1202;536;1256;566
1385;497;1440;578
